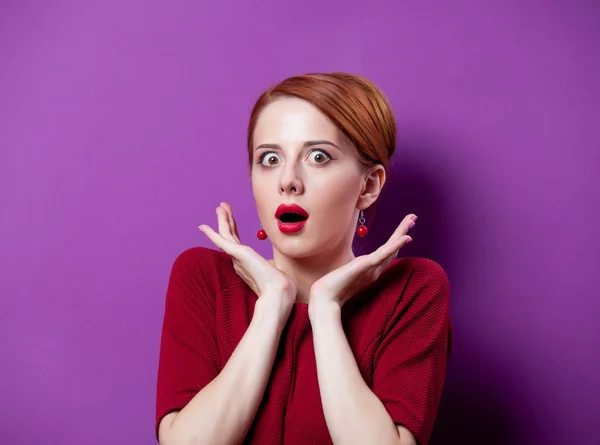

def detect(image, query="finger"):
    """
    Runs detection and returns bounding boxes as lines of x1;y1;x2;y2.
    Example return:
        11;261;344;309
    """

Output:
366;246;401;280
216;207;236;242
220;202;236;237
377;232;412;260
199;224;241;256
390;213;417;239
368;244;399;270
384;214;416;249
220;202;241;243
369;216;416;265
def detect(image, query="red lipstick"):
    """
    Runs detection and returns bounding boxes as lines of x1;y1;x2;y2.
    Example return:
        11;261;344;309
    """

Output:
275;203;309;234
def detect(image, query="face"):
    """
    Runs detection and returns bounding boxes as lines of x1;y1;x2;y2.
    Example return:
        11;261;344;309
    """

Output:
250;97;368;259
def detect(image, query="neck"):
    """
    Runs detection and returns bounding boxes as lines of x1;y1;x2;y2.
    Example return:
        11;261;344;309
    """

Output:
270;244;355;304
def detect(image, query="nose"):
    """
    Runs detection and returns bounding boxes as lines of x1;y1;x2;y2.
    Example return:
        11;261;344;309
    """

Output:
278;162;304;196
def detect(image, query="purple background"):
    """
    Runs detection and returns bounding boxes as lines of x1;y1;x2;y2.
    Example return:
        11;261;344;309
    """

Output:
1;1;598;444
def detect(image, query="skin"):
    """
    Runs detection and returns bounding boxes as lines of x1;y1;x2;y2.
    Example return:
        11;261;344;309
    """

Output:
159;97;418;445
249;97;415;309
250;97;389;304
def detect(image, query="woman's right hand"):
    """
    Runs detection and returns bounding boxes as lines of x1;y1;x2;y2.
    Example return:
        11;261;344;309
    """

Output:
199;202;297;312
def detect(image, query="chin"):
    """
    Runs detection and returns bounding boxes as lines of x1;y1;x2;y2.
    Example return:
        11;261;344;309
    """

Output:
272;238;318;259
271;229;342;260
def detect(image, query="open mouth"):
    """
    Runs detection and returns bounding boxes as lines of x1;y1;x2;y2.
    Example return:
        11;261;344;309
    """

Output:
275;203;309;223
278;213;308;223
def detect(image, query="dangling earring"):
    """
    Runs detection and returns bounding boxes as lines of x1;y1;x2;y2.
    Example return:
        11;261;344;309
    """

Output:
257;225;267;240
356;210;368;237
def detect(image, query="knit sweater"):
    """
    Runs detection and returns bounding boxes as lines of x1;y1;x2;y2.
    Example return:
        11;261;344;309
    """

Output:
156;247;452;445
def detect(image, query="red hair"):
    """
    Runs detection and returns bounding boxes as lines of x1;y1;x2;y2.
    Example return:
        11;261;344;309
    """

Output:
247;72;396;173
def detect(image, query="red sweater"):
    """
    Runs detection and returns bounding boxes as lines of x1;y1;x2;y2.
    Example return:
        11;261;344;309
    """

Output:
156;247;452;445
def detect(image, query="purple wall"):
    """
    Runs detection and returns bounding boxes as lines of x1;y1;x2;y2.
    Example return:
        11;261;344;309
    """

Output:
1;1;598;444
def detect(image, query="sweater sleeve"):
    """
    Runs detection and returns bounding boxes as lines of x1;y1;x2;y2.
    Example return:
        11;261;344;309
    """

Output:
155;248;222;439
371;259;452;445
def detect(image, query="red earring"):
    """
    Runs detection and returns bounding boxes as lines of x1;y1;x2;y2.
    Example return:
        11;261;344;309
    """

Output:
356;210;368;237
257;227;267;240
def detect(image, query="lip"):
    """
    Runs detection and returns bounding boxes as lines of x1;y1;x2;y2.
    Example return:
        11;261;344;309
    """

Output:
275;203;309;234
275;203;309;219
277;220;307;233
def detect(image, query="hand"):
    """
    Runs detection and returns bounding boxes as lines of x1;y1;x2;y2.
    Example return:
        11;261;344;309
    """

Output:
309;214;417;309
199;202;297;311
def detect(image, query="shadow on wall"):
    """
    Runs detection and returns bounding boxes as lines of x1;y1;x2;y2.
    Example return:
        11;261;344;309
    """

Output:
431;366;517;445
353;132;518;445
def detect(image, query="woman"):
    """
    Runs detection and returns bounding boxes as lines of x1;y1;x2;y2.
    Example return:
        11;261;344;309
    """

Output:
155;72;452;445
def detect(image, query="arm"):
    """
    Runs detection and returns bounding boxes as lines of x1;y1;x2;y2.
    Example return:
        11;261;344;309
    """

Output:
158;203;297;445
159;296;291;445
307;214;451;445
309;301;416;445
309;258;451;445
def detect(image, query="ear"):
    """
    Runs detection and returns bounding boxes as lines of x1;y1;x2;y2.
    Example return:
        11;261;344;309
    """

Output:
357;164;386;210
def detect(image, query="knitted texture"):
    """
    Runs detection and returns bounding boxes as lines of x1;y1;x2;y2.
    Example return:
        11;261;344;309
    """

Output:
156;247;452;445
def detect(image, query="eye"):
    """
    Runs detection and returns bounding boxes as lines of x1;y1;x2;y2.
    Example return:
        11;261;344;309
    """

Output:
258;151;281;167
308;149;331;165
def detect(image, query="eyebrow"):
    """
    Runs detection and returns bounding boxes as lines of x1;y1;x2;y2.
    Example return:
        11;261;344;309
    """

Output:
255;140;341;151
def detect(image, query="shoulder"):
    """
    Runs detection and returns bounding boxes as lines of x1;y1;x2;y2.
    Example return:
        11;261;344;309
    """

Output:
378;256;450;314
400;256;449;291
169;246;241;290
171;246;230;268
385;256;448;282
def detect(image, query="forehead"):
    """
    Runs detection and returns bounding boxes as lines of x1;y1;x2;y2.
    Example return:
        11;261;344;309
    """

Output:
253;97;341;146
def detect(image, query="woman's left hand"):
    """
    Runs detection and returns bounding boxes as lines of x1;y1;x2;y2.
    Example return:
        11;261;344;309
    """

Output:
309;213;417;310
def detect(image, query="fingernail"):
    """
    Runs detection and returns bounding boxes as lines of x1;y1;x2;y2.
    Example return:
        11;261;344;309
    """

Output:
409;221;416;229
406;237;413;243
412;215;418;222
198;225;205;232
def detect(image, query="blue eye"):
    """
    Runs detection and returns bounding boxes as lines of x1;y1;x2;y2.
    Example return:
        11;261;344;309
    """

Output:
259;152;281;167
308;149;331;164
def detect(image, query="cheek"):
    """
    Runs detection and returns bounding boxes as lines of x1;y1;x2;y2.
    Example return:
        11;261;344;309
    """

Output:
251;172;269;194
316;171;363;203
311;173;362;233
251;177;275;216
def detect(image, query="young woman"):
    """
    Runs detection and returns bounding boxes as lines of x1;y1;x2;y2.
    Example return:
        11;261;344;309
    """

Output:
156;73;452;445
